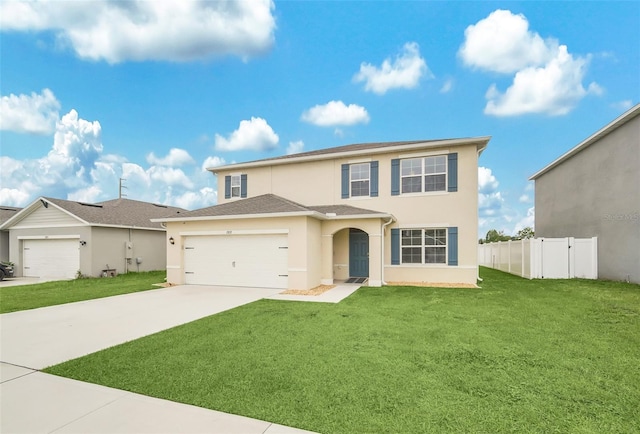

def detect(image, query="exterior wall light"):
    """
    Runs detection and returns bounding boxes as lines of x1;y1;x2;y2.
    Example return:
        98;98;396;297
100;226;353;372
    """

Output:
169;237;175;245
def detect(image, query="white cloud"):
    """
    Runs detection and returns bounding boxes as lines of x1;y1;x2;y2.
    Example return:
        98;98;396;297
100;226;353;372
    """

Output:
287;140;304;155
146;148;195;166
202;156;227;171
513;207;535;233
459;9;556;73
301;100;370;127
168;187;217;210
478;166;499;194
0;0;276;63
353;42;431;95
0;88;60;134
460;9;601;116
440;78;454;94
149;166;193;189
214;117;279;152
478;167;504;218
612;100;633;111
484;46;600;116
0;107;218;210
519;194;531;203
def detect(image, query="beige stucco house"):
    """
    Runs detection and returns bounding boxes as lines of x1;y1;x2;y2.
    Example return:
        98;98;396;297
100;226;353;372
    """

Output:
155;137;490;289
1;197;184;279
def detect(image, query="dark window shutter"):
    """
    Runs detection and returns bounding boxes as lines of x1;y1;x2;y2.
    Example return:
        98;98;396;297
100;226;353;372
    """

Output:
224;175;231;199
391;228;400;265
391;159;400;196
448;153;458;192
370;161;379;197
448;226;458;266
341;164;349;199
240;174;248;198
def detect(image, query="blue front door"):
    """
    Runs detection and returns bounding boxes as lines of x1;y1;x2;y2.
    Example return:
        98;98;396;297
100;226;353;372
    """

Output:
349;229;369;278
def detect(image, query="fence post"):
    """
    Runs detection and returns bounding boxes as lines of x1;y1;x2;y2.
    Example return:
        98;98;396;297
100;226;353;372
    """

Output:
568;237;575;279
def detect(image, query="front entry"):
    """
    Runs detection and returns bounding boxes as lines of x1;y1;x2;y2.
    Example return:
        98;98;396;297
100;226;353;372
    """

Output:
349;229;369;278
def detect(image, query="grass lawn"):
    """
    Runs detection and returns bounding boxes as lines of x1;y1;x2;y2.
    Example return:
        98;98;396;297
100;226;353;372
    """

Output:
0;271;166;313
46;268;640;433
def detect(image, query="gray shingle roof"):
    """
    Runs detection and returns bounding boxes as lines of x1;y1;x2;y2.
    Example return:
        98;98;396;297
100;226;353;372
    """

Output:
44;197;186;229
0;206;21;225
157;194;388;221
210;136;490;171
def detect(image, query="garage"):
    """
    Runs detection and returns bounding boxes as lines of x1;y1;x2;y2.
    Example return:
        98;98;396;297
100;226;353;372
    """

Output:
23;238;80;279
183;234;288;288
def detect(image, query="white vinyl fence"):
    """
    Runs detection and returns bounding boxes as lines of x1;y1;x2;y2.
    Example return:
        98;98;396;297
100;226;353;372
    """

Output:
478;237;598;279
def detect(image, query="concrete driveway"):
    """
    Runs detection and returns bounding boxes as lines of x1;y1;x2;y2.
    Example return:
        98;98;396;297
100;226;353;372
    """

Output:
1;284;280;370
0;285;318;434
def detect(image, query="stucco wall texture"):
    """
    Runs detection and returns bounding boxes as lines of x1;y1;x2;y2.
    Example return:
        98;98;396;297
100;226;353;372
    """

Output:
534;114;640;283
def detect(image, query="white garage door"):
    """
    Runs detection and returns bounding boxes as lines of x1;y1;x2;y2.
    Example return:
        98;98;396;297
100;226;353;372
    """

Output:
184;234;288;288
23;238;80;279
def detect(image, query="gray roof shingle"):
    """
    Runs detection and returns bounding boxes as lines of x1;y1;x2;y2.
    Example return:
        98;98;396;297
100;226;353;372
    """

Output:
0;206;21;225
44;197;186;229
157;194;388;220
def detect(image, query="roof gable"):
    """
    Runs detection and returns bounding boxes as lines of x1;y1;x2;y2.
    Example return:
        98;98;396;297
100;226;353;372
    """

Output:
1;197;187;230
530;104;640;180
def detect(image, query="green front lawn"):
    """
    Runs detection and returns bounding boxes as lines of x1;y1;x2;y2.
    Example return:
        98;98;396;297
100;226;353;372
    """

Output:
0;271;166;313
45;268;640;433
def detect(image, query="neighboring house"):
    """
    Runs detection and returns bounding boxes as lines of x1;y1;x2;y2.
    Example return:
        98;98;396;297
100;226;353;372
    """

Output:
0;206;22;262
1;197;185;279
154;137;490;289
530;104;640;284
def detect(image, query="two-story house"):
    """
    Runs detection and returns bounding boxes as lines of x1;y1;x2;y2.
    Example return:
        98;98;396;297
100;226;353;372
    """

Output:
155;137;489;289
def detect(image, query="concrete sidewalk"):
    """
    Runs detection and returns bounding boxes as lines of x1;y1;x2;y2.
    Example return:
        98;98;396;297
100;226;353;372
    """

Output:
1;362;314;433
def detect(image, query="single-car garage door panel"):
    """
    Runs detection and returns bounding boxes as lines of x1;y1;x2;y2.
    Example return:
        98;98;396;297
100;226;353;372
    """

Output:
184;234;288;288
23;238;80;279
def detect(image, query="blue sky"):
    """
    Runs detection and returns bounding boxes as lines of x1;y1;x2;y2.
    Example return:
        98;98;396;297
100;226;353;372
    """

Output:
1;1;638;237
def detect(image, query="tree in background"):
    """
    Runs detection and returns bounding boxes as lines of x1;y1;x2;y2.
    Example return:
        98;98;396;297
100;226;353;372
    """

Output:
513;227;535;240
479;227;535;244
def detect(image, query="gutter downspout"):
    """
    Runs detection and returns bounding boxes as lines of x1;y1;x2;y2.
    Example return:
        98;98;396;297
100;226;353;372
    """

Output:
381;216;395;285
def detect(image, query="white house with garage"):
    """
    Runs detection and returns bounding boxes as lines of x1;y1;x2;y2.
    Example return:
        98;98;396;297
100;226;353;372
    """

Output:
1;197;185;279
154;137;489;290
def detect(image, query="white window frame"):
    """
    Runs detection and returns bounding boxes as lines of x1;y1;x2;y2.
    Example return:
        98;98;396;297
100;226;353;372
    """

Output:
400;228;447;264
230;175;241;198
400;155;447;194
350;163;370;197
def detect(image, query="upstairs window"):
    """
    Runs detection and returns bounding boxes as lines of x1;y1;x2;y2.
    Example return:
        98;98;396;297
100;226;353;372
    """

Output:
224;174;247;199
230;175;241;198
400;155;447;194
341;161;378;198
350;163;370;197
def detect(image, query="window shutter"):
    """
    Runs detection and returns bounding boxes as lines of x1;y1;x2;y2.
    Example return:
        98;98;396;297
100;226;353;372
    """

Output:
341;164;349;199
224;175;231;199
391;228;400;265
391;159;400;196
240;174;248;198
448;226;458;266
448;153;458;192
370;161;379;197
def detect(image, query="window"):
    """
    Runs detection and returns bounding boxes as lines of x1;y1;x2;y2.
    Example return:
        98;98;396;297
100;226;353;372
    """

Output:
224;174;247;199
401;228;447;264
341;162;378;198
350;163;370;197
230;175;241;198
400;155;447;194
